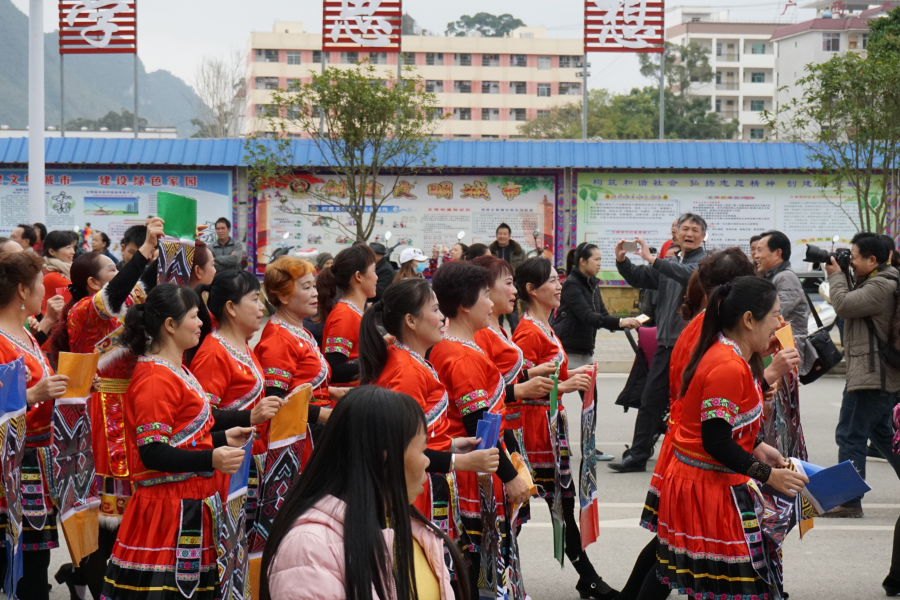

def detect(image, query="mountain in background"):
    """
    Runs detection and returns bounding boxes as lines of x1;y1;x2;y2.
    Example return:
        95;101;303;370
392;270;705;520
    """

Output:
0;0;202;137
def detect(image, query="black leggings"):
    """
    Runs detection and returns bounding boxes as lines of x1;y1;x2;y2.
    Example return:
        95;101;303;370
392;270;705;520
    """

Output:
18;549;51;600
891;513;900;580
77;526;118;599
617;538;669;600
543;495;599;581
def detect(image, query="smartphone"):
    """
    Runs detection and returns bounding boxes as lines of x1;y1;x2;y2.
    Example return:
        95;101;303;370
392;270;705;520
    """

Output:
622;240;638;253
635;314;651;325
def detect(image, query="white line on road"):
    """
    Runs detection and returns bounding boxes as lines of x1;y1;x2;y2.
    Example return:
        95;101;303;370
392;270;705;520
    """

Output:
522;521;895;531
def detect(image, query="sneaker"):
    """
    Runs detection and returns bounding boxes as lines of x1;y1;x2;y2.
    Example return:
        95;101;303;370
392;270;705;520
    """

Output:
595;450;615;461
820;505;864;518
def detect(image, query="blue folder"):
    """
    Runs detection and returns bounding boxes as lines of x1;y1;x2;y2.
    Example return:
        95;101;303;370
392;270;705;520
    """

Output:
227;438;254;498
797;459;871;514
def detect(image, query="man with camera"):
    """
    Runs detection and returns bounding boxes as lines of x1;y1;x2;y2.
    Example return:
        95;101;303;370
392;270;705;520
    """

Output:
610;213;708;473
825;232;900;517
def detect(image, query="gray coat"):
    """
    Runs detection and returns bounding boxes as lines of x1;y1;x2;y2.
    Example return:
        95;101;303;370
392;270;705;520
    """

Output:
829;265;900;392
764;261;817;376
616;247;707;346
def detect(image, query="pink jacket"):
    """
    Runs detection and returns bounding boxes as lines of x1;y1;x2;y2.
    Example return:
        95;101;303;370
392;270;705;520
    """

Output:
267;495;455;600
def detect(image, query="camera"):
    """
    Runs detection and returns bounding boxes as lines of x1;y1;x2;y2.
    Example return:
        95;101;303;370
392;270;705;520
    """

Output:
804;244;851;271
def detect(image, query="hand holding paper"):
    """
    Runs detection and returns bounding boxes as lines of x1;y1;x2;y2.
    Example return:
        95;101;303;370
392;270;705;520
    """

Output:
56;352;100;400
791;458;872;514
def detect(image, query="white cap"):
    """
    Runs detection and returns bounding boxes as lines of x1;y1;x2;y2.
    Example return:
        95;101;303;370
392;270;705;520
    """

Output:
399;247;428;264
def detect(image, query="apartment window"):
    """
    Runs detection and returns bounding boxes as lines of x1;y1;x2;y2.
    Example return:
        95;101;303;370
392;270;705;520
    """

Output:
255;49;279;63
558;82;581;96
750;100;765;111
510;54;528;67
369;79;387;88
715;72;722;84
862;33;868;49
750;72;765;83
482;108;500;121
425;80;444;93
558;55;583;68
454;81;472;94
510;81;527;95
368;52;387;64
313;50;328;64
691;17;701;22
255;104;277;117
453;108;472;121
482;81;500;94
454;53;472;66
401;53;416;66
255;77;279;90
428;108;444;121
511;109;527;121
537;110;551;118
482;54;500;67
823;33;840;52
341;51;359;64
287;50;301;65
286;78;301;89
481;135;499;138
715;99;722;112
538;56;552;70
750;43;766;55
286;107;302;120
426;52;444;65
537;83;552;97
750;128;765;140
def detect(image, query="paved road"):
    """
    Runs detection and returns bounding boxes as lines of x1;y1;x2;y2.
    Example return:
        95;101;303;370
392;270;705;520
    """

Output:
46;375;897;599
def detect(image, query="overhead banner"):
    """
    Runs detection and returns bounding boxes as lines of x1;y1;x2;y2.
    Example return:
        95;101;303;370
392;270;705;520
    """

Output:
575;172;861;285
0;170;232;255
323;0;402;52
59;0;138;55
255;175;556;273
584;0;664;54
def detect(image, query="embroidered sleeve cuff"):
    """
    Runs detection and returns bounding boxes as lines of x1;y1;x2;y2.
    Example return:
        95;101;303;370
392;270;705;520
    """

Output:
264;367;292;391
205;393;222;408
455;389;490;417
136;422;173;446
699;397;739;426
324;337;352;356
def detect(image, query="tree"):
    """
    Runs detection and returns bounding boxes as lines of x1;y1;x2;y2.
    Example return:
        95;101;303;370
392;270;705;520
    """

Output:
244;62;443;242
639;41;714;100
65;109;147;132
445;13;525;37
764;44;900;234
190;50;246;139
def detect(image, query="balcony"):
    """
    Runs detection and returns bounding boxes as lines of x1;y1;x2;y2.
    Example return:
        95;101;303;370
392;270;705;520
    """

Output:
740;110;766;125
716;110;738;120
716;53;739;62
715;82;740;91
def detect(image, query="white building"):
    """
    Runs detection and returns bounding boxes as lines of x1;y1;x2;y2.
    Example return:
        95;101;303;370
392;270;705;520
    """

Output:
0;126;178;139
666;6;785;141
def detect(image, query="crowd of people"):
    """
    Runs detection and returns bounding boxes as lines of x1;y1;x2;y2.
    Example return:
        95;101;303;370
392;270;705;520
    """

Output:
0;212;897;600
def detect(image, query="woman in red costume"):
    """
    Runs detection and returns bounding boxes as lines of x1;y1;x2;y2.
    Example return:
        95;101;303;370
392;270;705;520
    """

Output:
0;252;69;600
190;271;283;560
317;245;378;393
101;284;252;600
358;278;500;553
45;217;163;598
429;261;531;600
512;257;616;600
634;276;808;600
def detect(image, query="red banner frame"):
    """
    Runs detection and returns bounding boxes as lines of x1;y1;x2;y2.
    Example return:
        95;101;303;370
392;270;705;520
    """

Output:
322;0;402;53
584;0;664;54
59;1;137;55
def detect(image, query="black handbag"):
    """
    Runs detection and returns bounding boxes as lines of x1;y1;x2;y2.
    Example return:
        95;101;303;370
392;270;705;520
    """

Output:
799;292;844;385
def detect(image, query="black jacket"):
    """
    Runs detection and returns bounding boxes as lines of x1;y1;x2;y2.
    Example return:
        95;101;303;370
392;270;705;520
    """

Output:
373;258;395;302
552;268;620;354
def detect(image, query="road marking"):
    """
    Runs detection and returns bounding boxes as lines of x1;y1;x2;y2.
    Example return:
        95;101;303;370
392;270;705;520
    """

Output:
522;521;895;531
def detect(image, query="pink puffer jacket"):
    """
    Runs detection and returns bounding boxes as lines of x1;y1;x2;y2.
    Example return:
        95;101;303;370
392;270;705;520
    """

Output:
267;495;455;600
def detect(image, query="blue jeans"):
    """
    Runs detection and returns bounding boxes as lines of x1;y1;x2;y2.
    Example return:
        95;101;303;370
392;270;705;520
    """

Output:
835;386;900;508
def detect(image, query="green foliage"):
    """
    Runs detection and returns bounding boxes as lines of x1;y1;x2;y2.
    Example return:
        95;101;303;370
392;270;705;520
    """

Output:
445;13;526;37
764;46;900;234
638;41;714;98
65;109;147;132
867;6;900;53
243;62;443;242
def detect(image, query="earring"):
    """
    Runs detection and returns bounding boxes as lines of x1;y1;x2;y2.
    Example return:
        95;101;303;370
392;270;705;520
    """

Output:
20;304;25;311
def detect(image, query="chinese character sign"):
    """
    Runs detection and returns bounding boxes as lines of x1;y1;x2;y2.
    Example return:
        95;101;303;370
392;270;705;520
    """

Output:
323;0;402;52
59;0;137;54
584;0;664;54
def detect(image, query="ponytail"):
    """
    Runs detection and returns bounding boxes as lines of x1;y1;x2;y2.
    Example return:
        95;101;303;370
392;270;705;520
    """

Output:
680;276;776;397
313;266;337;323
314;244;376;323
121;284;201;357
358;301;388;384
121;304;151;356
46;252;107;368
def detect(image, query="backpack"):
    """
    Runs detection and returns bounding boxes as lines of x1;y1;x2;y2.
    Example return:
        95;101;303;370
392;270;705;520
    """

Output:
863;272;900;371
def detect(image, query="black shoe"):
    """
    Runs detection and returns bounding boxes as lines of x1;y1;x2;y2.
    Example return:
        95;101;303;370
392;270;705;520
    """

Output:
820;505;864;518
608;454;646;473
576;576;618;600
884;574;900;596
54;563;79;600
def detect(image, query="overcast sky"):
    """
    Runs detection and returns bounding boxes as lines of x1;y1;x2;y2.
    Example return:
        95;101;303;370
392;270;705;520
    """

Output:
14;0;814;95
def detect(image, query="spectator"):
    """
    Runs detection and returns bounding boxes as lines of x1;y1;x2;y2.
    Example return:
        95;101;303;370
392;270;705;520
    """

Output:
451;242;469;261
41;230;77;315
489;223;526;332
463;243;490;261
665;243;681;258
91;231;118;263
368;242;395;303
189;239;216;288
0;237;24;253
11;224;37;252
394;247;428;282
658;219;678;259
884;234;900;270
211;217;244;274
824;232;900;517
755;231;816;375
750;234;763;272
33;222;47;255
315;252;334;273
118;224;148;270
610;213;708;473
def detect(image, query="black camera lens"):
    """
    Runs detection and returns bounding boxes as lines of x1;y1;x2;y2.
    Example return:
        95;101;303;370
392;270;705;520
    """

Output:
804;244;832;264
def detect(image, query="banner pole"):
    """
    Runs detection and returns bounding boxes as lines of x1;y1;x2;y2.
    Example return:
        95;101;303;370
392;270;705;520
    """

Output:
61;54;65;138
659;50;665;140
582;53;588;140
134;53;139;139
29;0;46;224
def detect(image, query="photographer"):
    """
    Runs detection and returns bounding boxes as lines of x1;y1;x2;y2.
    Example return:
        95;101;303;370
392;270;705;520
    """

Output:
611;213;708;473
825;232;900;518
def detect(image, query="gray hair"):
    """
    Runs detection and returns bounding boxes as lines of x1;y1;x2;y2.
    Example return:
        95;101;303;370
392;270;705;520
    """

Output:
677;213;708;234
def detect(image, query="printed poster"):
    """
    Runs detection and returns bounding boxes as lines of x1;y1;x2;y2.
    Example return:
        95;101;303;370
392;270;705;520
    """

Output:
255;175;556;273
575;173;863;285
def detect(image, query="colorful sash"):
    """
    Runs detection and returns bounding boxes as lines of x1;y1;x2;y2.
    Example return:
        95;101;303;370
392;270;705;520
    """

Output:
578;364;600;550
0;358;27;595
218;439;253;600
